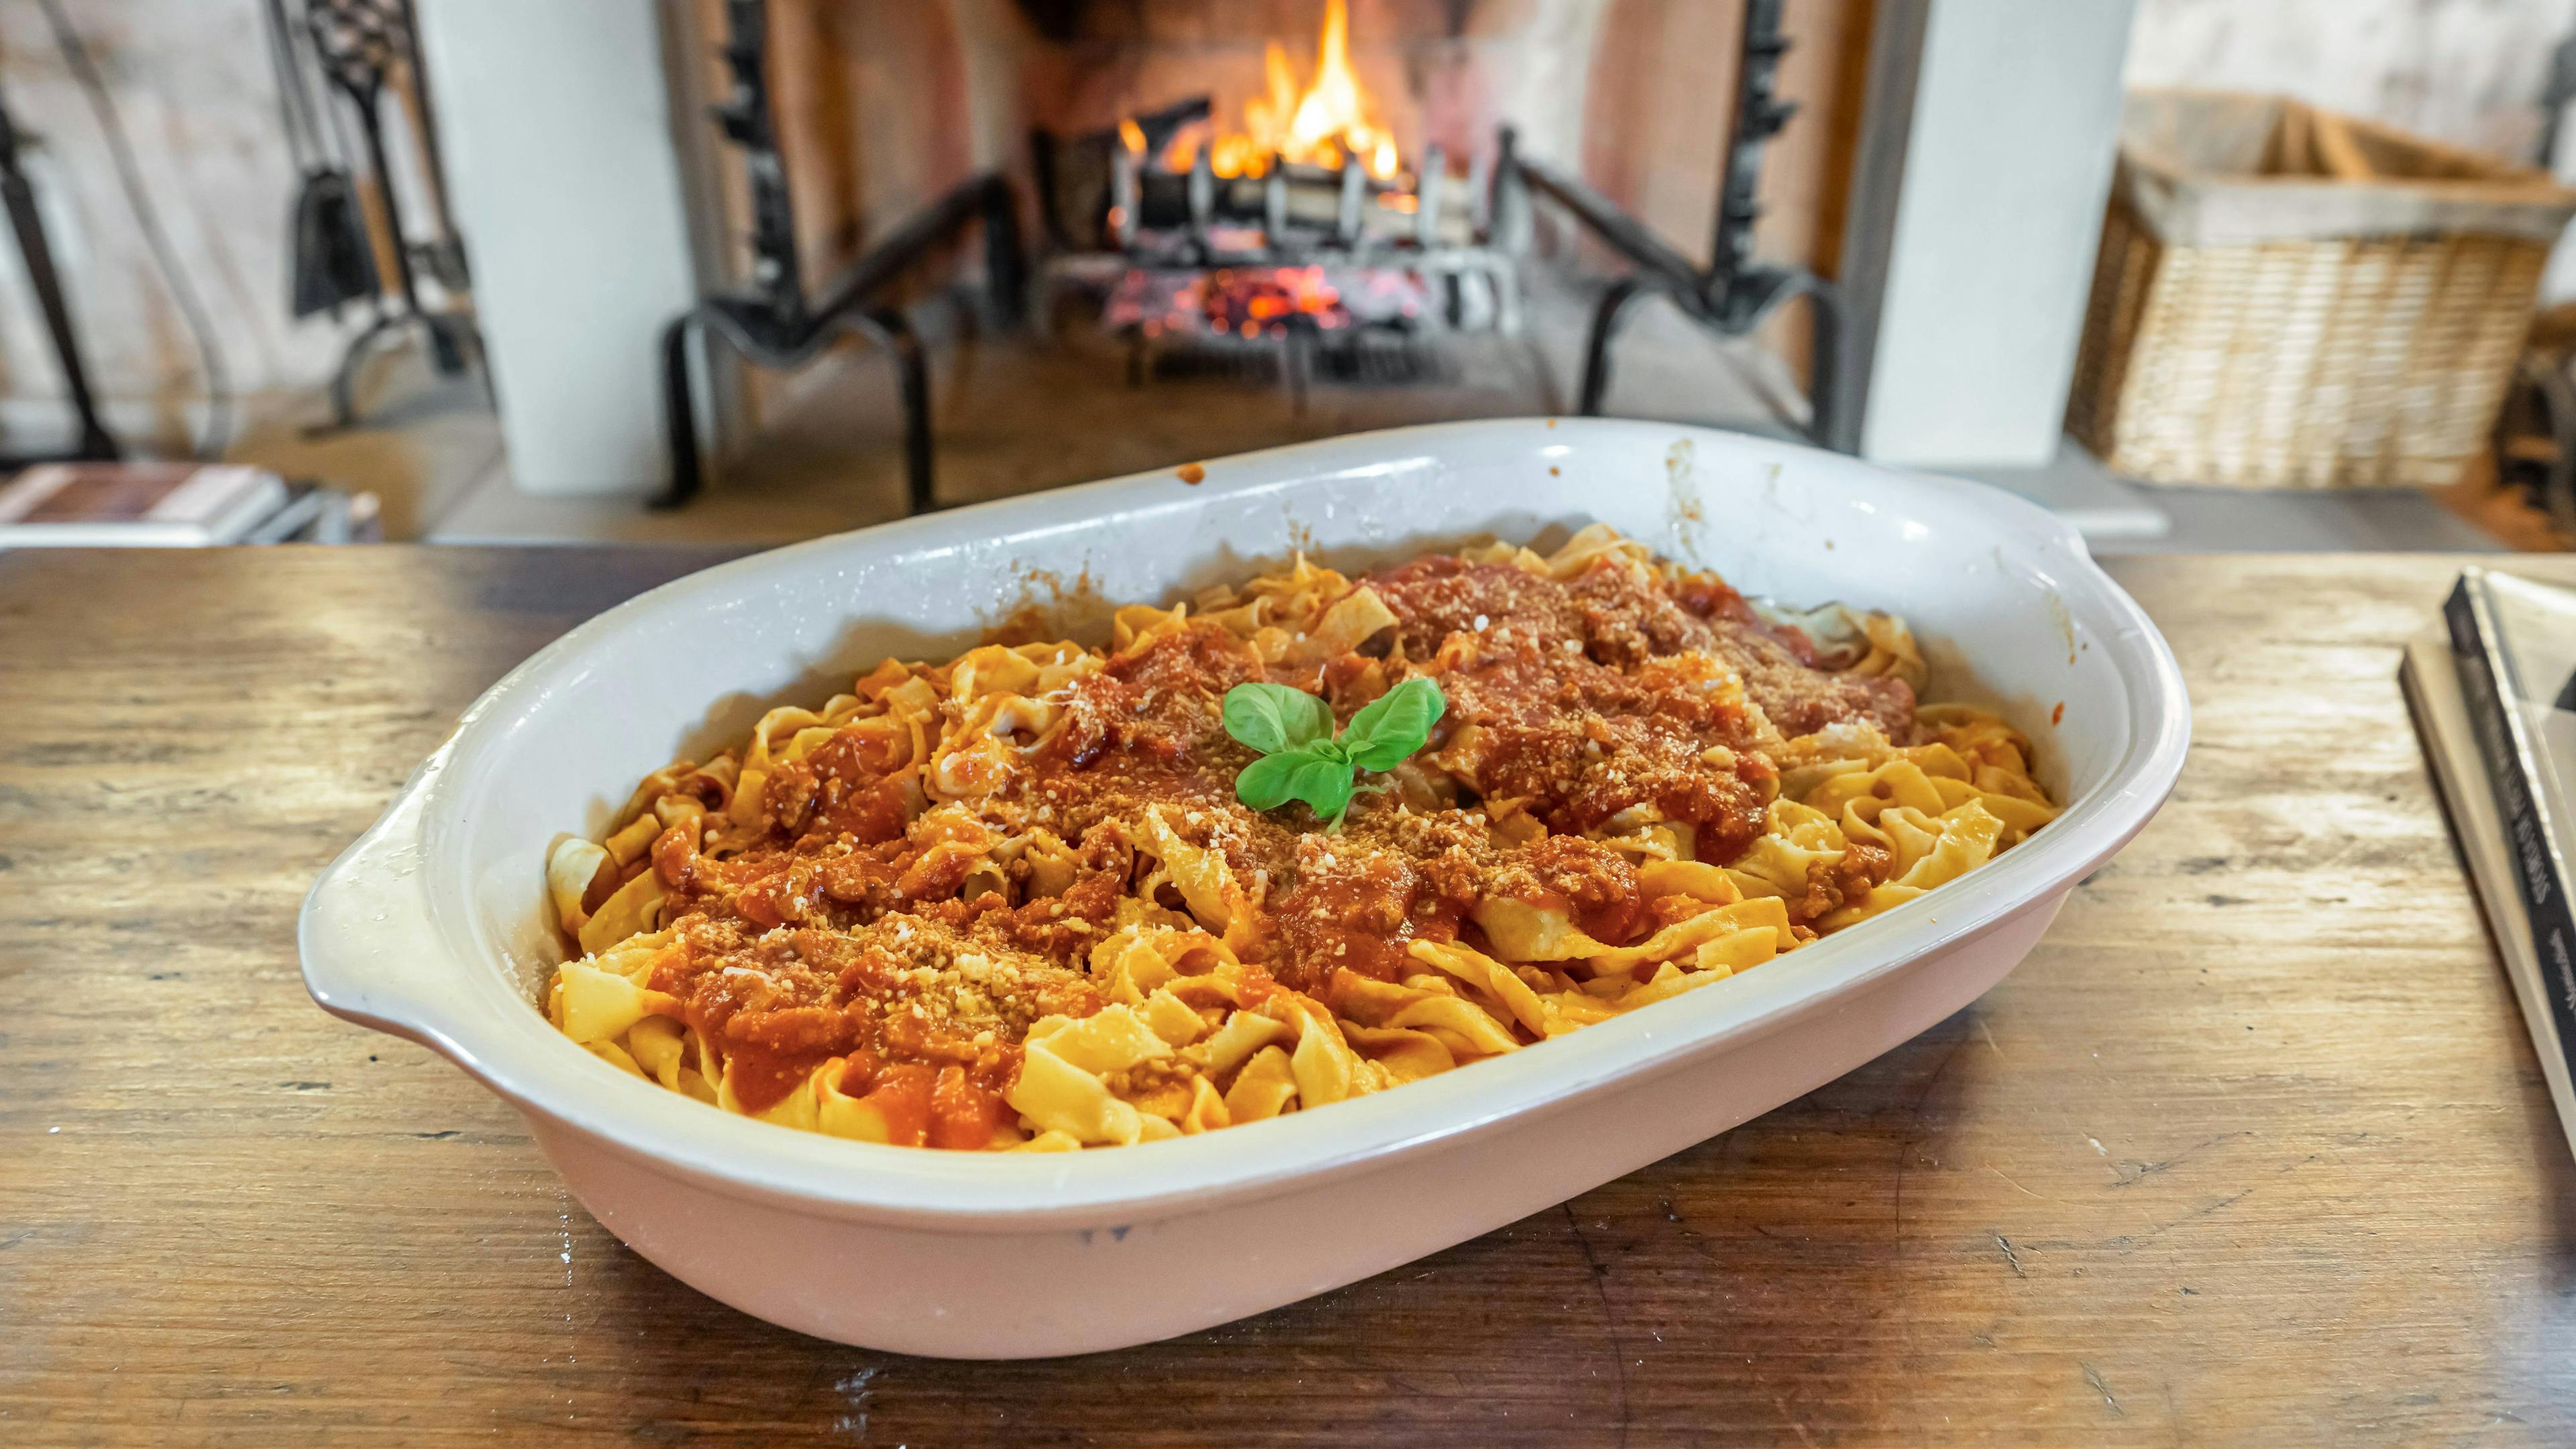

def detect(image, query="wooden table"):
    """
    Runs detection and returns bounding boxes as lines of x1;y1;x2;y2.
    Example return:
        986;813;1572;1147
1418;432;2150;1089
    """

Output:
5;548;2573;1446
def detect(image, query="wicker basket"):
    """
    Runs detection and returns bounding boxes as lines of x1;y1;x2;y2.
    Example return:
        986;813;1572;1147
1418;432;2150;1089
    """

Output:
2068;92;2576;489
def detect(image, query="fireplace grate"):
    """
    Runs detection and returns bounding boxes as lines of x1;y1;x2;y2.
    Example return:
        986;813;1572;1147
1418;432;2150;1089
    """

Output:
1313;337;1450;386
1140;333;1451;390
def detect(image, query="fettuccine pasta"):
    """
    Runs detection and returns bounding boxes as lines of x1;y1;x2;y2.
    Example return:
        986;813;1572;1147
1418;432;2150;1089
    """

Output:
541;526;2055;1150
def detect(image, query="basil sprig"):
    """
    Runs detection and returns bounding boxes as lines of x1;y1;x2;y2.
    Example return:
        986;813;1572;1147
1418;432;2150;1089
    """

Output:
1222;676;1446;830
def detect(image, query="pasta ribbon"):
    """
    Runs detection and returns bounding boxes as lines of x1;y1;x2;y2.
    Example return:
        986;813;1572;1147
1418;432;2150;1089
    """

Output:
1008;1037;1150;1146
1138;810;1250;938
546;837;609;934
1587;896;1794;972
1471;897;1612;962
553;959;678;1044
1409;940;1568;1038
1224;1047;1300;1123
1723;800;1847;902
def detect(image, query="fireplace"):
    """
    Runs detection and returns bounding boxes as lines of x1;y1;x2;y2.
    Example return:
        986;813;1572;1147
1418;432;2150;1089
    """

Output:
418;2;2140;508
641;0;1884;513
1026;0;1522;398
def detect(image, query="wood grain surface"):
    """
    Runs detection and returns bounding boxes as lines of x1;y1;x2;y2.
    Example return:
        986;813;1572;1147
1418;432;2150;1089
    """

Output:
5;547;2574;1447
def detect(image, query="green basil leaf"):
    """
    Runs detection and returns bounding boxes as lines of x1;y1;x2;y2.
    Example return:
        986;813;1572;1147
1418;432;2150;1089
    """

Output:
1222;682;1336;755
1234;748;1318;811
1235;744;1356;822
1281;750;1356;826
1229;680;1436;829
1340;676;1446;771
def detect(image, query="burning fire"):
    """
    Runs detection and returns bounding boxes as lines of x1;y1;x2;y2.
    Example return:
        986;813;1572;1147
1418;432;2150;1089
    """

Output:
1156;0;1401;181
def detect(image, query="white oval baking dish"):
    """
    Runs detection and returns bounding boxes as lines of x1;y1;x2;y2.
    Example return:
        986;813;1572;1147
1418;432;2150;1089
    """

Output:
301;419;2188;1358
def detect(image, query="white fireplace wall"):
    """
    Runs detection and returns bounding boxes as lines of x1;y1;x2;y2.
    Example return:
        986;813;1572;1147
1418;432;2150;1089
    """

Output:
415;0;714;498
1857;0;2137;470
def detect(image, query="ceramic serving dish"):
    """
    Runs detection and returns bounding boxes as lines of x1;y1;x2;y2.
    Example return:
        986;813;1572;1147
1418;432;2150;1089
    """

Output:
299;418;2190;1358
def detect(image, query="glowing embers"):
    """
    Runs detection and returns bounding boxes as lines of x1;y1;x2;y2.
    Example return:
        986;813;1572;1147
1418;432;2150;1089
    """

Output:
1106;265;1432;341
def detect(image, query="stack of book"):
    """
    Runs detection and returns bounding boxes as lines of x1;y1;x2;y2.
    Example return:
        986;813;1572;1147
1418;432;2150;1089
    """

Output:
2405;569;2576;1163
0;462;378;547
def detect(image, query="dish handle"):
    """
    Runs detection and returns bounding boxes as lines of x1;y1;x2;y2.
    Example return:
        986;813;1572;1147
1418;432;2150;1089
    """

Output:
297;749;466;1055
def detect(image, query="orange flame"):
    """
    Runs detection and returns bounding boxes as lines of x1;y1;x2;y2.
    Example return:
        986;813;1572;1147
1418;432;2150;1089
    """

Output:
1157;0;1401;182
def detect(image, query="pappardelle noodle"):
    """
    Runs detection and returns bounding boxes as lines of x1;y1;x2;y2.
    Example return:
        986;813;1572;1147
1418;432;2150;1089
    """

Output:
543;526;2055;1152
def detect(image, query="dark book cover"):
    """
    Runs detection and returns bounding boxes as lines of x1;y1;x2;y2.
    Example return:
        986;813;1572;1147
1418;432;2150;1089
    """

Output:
2444;570;2576;1099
